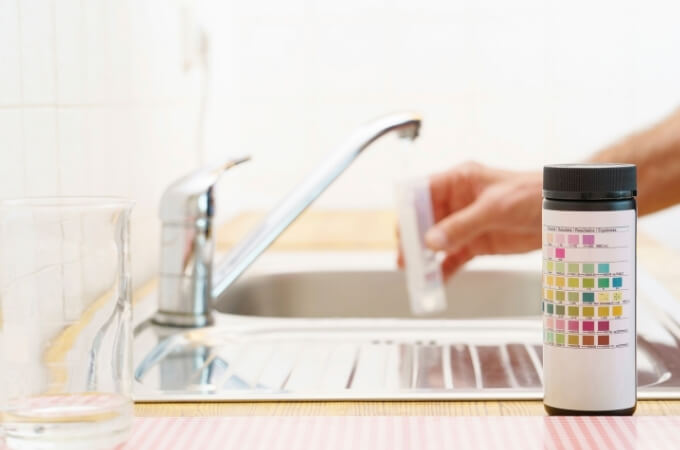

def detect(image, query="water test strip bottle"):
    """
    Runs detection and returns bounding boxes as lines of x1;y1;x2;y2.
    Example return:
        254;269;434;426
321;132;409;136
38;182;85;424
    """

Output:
542;163;637;415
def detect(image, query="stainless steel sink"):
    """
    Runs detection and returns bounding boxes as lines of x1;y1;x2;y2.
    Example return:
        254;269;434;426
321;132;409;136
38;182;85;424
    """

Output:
133;252;680;401
216;269;540;319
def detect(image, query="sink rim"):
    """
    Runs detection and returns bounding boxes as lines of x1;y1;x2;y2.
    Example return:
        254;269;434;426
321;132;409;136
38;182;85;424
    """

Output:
132;251;680;402
132;317;680;402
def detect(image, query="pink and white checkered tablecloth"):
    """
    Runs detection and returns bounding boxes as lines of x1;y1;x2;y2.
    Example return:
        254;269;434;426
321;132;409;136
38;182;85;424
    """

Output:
120;416;679;449
3;416;679;449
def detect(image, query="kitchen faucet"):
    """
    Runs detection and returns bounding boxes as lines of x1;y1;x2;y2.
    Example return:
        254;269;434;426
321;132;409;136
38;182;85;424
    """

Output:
152;112;422;327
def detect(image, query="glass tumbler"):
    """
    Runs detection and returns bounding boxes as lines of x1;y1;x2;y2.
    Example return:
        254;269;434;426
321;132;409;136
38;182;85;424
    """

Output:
0;197;134;449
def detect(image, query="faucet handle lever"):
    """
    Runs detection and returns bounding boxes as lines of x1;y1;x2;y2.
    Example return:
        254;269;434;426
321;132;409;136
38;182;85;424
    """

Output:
159;156;250;223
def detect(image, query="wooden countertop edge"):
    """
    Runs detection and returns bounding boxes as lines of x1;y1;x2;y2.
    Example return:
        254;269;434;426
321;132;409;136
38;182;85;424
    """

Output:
133;210;680;416
134;400;680;417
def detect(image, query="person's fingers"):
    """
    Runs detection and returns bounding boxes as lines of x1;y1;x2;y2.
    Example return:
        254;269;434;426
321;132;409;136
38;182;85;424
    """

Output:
429;170;456;223
395;225;404;268
465;230;542;255
437;230;541;280
429;162;481;223
424;194;497;253
440;247;474;279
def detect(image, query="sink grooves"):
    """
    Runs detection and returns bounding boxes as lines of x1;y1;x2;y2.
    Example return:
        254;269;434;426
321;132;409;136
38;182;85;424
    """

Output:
138;339;548;394
259;343;299;390
507;344;542;387
414;345;445;389
284;343;329;391
134;313;677;400
320;344;357;390
449;344;477;389
477;346;513;388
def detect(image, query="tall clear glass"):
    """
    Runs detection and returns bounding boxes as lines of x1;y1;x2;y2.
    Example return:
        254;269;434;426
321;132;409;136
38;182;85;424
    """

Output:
0;197;134;449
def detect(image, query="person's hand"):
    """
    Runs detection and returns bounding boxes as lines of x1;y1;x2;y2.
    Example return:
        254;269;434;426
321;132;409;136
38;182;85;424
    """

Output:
397;161;543;278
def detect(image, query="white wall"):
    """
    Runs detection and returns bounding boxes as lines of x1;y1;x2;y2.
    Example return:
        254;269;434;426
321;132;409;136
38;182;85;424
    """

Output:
198;0;680;248
0;0;203;285
2;0;680;292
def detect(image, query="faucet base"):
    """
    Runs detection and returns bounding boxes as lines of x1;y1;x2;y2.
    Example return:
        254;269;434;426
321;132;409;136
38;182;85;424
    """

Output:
151;310;214;328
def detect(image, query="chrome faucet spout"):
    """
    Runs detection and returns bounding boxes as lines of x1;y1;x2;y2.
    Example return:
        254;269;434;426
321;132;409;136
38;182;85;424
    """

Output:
212;112;421;298
153;112;421;327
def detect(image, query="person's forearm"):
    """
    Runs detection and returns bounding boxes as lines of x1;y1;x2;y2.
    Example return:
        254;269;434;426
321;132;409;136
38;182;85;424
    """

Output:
588;108;680;215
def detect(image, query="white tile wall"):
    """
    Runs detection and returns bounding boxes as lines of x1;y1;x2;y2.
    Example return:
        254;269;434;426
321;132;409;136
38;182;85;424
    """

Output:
0;110;24;198
2;0;680;289
199;0;680;205
197;0;680;247
18;0;56;105
0;0;201;287
54;0;85;105
22;108;58;196
57;109;87;196
0;0;22;106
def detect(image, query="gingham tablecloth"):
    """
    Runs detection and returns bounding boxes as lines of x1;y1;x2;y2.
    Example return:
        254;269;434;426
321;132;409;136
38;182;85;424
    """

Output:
111;416;680;449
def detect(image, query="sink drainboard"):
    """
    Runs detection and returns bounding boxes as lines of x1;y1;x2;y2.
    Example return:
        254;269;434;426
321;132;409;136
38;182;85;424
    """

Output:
133;318;677;401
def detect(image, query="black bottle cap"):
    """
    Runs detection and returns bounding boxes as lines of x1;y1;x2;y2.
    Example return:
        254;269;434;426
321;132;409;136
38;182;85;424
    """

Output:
543;163;637;200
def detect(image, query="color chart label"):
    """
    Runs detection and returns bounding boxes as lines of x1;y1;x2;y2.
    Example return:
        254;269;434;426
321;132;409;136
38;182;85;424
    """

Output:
542;208;636;412
542;220;633;350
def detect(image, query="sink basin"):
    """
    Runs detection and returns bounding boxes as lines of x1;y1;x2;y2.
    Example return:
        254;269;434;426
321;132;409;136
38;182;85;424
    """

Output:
216;269;540;319
133;252;680;401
